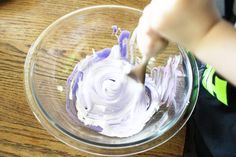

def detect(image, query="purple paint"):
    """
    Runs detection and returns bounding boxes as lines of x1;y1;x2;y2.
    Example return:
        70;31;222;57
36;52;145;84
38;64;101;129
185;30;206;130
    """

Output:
96;48;111;59
112;25;118;33
118;30;130;58
87;125;103;132
72;71;83;95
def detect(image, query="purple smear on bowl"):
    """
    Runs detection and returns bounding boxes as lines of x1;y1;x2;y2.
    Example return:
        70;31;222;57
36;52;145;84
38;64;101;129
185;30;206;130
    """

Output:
119;30;130;59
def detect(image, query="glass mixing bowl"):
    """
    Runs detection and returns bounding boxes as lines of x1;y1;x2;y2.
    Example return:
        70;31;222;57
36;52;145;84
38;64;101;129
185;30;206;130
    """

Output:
24;5;199;156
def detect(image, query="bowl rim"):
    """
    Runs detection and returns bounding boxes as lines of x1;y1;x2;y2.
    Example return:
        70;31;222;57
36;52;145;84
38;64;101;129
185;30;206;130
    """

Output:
24;4;199;156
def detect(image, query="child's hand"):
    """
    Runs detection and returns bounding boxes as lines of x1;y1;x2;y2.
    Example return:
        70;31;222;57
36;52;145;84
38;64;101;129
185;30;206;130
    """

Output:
137;19;168;60
138;0;221;51
138;0;236;86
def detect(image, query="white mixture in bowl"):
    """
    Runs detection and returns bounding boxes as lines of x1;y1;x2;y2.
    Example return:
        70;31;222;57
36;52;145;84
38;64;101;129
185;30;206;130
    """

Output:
66;26;183;137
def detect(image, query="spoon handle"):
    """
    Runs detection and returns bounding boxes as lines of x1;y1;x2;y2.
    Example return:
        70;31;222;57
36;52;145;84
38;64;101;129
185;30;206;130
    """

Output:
128;60;149;84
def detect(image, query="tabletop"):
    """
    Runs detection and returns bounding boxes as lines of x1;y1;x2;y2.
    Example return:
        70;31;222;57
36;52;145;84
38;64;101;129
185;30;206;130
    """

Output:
0;0;186;156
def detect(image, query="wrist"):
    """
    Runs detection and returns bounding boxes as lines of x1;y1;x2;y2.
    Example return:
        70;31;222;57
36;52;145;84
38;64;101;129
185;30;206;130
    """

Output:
189;19;225;54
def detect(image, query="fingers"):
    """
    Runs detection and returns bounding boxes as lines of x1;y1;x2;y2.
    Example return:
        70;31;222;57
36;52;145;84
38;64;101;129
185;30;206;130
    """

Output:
137;21;168;58
137;4;168;58
137;14;152;55
142;3;160;31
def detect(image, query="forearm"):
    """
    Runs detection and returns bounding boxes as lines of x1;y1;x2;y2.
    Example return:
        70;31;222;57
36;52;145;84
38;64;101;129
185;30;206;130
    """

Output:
192;20;236;86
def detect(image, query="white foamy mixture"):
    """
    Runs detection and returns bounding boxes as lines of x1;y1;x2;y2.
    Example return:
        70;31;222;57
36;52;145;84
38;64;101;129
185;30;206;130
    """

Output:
66;26;182;137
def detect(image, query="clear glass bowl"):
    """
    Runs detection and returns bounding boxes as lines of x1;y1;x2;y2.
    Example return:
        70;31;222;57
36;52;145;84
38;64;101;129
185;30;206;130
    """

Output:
24;5;199;156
